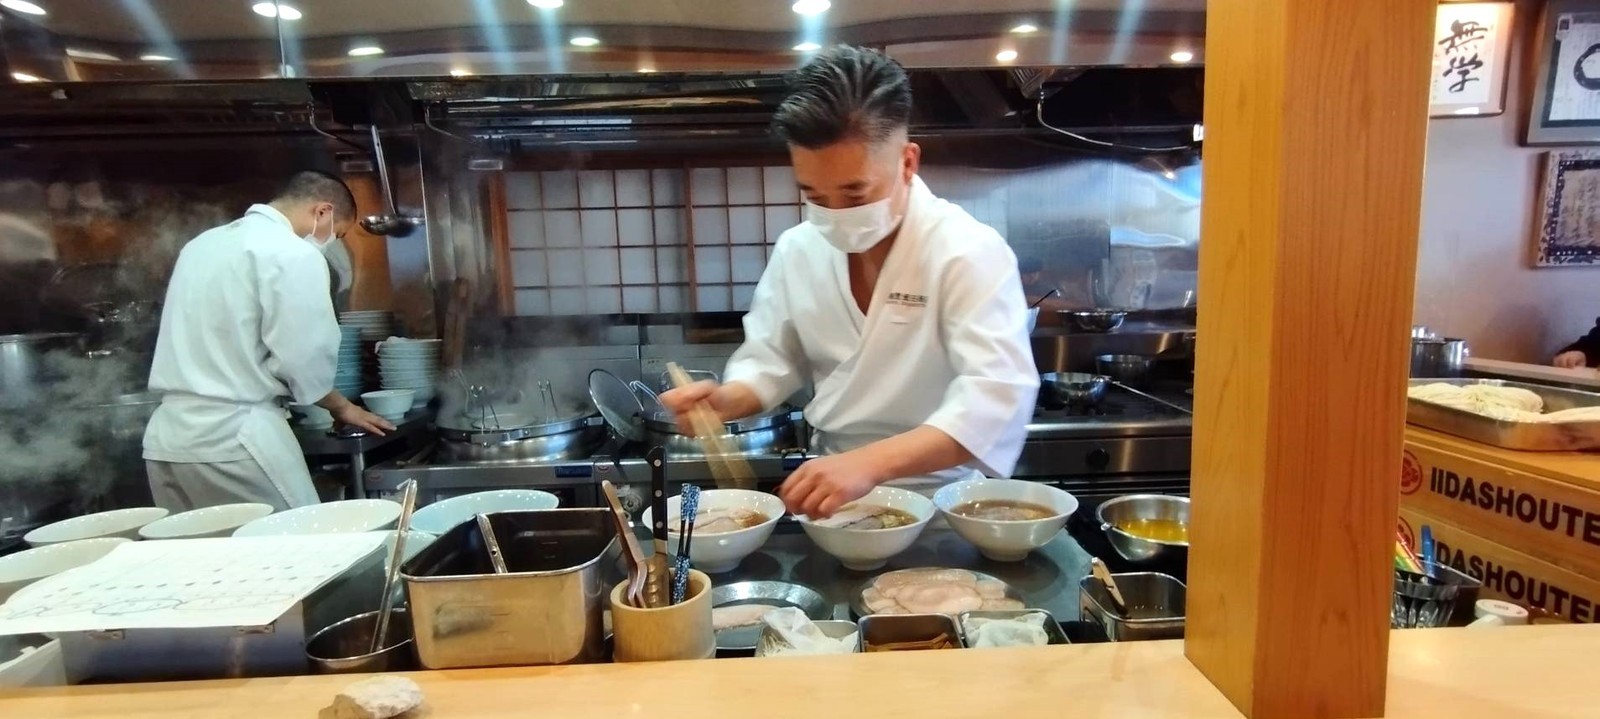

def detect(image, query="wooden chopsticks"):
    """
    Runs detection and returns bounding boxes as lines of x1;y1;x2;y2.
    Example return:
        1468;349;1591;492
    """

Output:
665;362;755;490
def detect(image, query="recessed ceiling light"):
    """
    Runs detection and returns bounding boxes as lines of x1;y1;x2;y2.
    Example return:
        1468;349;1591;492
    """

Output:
0;0;46;16
11;72;42;82
1010;23;1038;34
1170;50;1194;63
348;46;385;57
66;48;119;62
995;49;1018;63
139;54;174;62
793;42;821;52
251;3;299;19
569;36;599;47
639;66;656;73
528;0;564;7
450;68;472;77
792;0;830;15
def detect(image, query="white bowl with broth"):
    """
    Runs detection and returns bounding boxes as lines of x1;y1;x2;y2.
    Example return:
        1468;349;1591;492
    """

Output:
641;489;784;574
934;479;1079;561
796;485;935;571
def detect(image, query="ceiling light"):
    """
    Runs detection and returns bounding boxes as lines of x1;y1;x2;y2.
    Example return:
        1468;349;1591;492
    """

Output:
793;42;821;52
252;2;299;19
348;46;385;57
792;0;830;15
528;0;564;7
0;0;46;16
569;36;599;47
450;68;472;77
139;54;173;62
1170;50;1194;63
1010;23;1038;34
639;66;656;73
11;72;41;82
66;48;119;62
277;5;301;20
995;49;1018;63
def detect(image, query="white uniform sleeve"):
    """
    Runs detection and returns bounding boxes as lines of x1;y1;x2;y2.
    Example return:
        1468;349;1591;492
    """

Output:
259;249;340;405
921;242;1040;477
723;241;807;411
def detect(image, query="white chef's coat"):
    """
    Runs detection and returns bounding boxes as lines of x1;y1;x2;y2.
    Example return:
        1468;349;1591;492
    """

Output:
724;176;1039;479
143;204;339;479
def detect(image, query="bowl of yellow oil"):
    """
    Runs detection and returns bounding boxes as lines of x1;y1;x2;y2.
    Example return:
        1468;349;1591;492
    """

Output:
1096;494;1190;563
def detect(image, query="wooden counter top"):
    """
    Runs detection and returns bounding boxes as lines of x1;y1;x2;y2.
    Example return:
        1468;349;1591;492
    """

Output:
1406;426;1600;492
5;625;1597;718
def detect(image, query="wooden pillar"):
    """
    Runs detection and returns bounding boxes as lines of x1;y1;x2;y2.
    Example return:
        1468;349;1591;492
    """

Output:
1185;1;1434;717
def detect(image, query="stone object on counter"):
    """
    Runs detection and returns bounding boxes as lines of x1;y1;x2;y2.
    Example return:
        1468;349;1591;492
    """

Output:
319;675;424;719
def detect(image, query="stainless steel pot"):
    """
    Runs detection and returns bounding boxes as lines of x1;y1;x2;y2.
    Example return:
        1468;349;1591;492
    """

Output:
1041;372;1109;407
435;414;607;464
640;409;797;457
1095;354;1154;387
1061;310;1127;333
1411;337;1469;378
0;333;81;408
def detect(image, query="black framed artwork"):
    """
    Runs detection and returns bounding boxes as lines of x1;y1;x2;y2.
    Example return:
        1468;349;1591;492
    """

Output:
1528;1;1600;144
1535;150;1600;265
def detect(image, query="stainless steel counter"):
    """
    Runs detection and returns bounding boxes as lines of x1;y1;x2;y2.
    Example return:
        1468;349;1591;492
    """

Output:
654;524;1096;625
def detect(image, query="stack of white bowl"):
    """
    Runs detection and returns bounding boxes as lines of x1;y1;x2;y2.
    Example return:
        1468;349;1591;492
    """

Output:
338;310;394;341
333;324;363;397
378;338;441;408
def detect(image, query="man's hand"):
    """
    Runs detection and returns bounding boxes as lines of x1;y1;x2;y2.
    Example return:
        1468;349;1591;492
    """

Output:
333;403;395;435
658;380;763;435
1555;351;1589;369
778;451;885;519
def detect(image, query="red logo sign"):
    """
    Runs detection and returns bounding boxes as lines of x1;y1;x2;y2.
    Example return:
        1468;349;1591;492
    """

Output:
1399;450;1423;495
1398;516;1415;551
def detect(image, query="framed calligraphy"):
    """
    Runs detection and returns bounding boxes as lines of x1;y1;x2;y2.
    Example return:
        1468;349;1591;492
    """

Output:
1430;2;1514;118
1528;1;1600;144
1534;151;1600;266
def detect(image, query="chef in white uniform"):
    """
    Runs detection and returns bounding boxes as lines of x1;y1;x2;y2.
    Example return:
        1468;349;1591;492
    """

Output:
661;46;1038;518
143;171;393;512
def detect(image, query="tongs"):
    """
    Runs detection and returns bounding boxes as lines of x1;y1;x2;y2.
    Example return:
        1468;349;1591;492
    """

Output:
601;480;648;608
665;362;755;489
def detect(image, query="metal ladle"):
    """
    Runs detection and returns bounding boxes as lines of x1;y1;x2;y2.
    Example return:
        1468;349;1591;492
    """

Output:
359;125;424;237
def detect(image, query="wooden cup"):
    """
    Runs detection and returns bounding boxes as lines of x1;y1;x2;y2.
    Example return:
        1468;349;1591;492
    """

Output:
610;569;714;662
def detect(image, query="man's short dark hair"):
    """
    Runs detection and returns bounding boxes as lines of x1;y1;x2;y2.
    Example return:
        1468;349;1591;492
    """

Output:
772;45;912;149
275;170;357;220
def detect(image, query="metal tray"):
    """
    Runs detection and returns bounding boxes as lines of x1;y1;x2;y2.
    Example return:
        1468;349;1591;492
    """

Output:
849;568;1024;618
958;609;1070;647
1406;378;1600;451
710;580;831;652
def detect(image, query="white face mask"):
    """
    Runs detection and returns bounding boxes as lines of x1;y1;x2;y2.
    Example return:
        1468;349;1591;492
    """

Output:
805;194;904;253
303;211;335;249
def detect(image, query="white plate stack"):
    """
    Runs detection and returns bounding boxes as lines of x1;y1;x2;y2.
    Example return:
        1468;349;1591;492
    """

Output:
333;325;363;397
338;310;395;341
378;338;441;408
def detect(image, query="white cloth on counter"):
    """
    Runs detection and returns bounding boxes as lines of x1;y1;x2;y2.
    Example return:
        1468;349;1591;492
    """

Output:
143;203;338;509
724;176;1038;480
758;607;858;656
965;612;1050;648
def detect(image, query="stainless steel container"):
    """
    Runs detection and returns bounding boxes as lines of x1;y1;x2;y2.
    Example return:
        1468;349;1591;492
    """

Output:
1079;572;1186;641
1405;378;1600;451
1062;310;1127;333
1041;372;1109;408
858;613;965;651
401;508;620;669
0;332;81;408
1095;353;1153;386
305;608;417;674
641;409;798;458
1096;494;1190;563
57;543;385;682
1410;337;1469;377
755;620;860;657
958;609;1070;646
434;415;607;464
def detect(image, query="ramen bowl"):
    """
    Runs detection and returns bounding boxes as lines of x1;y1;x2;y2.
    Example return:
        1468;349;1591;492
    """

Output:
641;489;784;574
796;486;935;571
23;507;169;546
934;479;1079;562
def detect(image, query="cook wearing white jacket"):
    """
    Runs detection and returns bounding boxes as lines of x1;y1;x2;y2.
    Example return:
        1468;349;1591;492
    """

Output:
143;171;393;512
661;46;1039;518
